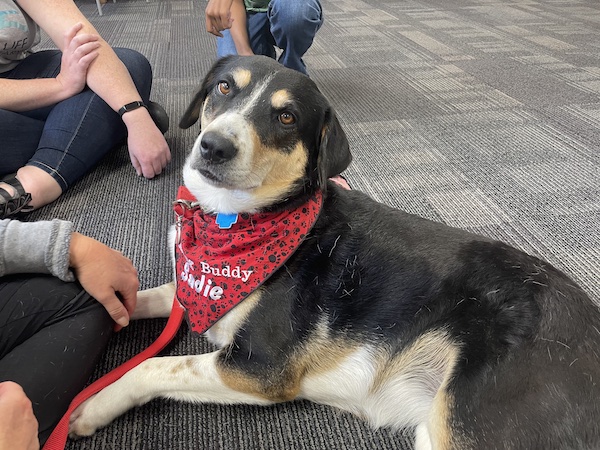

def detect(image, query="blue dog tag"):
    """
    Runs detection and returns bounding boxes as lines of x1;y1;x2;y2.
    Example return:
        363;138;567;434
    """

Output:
216;213;239;229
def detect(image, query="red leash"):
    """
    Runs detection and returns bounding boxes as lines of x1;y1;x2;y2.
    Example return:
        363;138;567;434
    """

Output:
43;298;185;450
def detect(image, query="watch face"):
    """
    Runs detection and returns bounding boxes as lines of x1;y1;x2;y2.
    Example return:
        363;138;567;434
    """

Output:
127;101;142;110
119;101;146;116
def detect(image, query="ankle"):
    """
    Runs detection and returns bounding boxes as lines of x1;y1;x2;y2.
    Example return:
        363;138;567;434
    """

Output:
16;166;63;209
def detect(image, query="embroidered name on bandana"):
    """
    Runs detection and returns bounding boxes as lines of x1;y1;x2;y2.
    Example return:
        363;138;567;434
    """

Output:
173;186;323;335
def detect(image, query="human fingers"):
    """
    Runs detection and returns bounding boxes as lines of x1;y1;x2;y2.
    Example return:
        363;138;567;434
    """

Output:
95;291;131;328
77;47;100;69
143;146;172;178
117;276;139;319
128;150;143;177
205;15;224;37
71;239;139;327
152;148;171;176
102;253;138;327
71;41;101;66
58;33;99;94
69;32;100;47
62;22;84;50
0;382;39;450
205;0;232;35
64;31;99;61
134;144;170;179
139;159;157;179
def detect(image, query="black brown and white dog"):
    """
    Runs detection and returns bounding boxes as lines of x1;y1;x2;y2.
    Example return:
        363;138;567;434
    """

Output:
70;56;600;449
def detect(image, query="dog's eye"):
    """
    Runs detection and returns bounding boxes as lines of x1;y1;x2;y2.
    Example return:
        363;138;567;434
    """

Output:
279;112;296;125
217;81;231;95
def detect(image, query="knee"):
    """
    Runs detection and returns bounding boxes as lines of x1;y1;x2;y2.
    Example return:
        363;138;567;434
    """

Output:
268;0;323;33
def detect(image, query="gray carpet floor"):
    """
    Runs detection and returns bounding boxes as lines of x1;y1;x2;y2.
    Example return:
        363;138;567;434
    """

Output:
29;0;599;448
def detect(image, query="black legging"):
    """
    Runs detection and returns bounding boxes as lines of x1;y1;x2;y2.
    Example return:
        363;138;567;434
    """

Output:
0;274;113;445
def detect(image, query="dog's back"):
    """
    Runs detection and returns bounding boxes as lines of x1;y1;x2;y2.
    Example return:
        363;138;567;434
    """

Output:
220;183;600;449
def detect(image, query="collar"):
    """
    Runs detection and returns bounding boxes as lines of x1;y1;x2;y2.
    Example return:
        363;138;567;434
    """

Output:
173;186;323;335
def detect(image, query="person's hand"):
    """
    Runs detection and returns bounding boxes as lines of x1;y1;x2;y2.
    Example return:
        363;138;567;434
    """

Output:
55;23;101;98
122;108;171;178
0;382;39;450
205;0;234;37
69;232;139;330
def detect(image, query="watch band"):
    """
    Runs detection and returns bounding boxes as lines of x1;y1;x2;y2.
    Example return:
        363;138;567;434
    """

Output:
118;101;148;117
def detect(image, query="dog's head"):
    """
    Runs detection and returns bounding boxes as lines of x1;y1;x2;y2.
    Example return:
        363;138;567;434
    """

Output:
179;55;352;213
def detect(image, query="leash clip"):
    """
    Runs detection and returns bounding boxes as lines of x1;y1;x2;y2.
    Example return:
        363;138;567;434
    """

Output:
173;200;193;245
173;199;194;211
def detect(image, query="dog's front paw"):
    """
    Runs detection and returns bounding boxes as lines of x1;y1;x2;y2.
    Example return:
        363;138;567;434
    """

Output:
69;387;129;439
68;394;103;438
69;374;143;439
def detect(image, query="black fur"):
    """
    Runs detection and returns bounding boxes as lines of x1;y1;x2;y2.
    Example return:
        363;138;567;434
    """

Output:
225;183;600;448
192;56;600;449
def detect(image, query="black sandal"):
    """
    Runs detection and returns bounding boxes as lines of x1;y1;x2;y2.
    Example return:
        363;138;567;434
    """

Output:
0;175;33;219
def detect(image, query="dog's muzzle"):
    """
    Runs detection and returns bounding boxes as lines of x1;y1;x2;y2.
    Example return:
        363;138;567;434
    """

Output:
200;131;238;164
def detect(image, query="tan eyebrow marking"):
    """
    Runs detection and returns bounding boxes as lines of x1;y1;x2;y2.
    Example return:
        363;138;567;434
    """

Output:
232;69;252;89
271;89;292;109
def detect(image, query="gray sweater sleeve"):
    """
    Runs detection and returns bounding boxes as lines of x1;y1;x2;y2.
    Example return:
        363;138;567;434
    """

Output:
0;219;75;282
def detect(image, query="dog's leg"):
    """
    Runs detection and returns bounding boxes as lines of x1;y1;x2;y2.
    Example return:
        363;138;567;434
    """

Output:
415;423;434;450
69;352;273;438
130;282;176;320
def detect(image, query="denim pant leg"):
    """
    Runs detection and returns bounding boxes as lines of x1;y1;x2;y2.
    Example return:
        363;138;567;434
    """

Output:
0;110;45;174
216;2;321;74
216;29;237;57
216;12;275;60
0;48;153;191
268;0;323;74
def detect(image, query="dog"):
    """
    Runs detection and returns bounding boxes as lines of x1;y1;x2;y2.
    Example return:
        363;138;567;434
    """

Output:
70;55;600;449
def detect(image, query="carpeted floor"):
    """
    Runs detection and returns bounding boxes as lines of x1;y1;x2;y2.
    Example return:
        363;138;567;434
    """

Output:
29;0;599;448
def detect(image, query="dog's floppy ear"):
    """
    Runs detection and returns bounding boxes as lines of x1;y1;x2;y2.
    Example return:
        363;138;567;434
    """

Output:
179;56;237;129
316;107;352;189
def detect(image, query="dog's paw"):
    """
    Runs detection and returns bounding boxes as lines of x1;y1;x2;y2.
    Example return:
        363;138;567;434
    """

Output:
68;394;102;438
69;375;142;439
131;282;176;319
69;389;126;439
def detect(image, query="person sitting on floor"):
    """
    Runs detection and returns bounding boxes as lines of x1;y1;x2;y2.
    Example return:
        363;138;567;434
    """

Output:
0;218;139;447
204;0;323;75
0;0;171;219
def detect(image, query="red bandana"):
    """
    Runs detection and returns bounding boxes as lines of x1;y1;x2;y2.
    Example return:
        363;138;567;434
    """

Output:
173;186;323;335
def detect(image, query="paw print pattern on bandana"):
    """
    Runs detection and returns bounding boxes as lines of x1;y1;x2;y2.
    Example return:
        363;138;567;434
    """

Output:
174;186;323;335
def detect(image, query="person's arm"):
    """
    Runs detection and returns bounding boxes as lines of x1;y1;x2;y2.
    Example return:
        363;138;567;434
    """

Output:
206;0;253;55
0;218;74;280
0;23;99;112
10;0;171;179
0;382;39;450
229;0;253;55
0;219;138;328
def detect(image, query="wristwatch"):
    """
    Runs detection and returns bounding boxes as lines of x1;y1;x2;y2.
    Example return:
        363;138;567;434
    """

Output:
118;101;148;117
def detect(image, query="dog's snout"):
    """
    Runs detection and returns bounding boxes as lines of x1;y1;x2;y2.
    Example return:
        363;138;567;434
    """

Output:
200;132;238;164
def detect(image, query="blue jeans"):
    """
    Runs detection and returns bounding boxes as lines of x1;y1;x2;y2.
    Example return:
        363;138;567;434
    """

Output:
216;0;323;74
0;48;152;192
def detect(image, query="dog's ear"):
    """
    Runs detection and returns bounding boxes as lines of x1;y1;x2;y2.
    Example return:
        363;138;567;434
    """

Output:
179;56;237;129
178;85;207;129
316;107;352;189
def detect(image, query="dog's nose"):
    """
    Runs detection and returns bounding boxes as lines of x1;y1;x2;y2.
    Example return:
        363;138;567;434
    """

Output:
200;132;238;164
